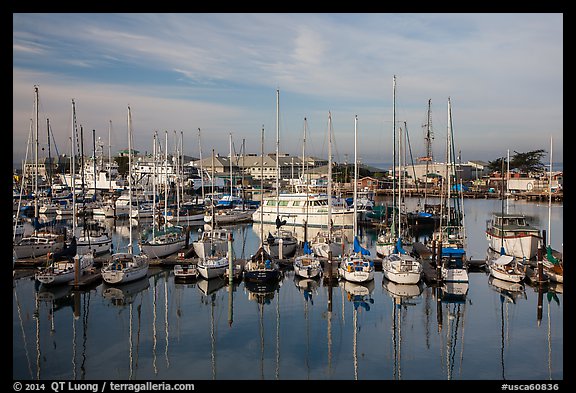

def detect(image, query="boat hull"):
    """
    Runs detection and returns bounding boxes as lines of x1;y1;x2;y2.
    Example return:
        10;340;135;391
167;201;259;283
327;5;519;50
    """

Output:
141;238;186;259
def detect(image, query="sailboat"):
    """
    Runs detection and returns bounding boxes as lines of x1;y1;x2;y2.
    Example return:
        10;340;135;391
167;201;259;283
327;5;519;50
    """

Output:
101;106;149;285
14;86;65;260
338;115;375;283
262;89;298;259
381;77;423;285
293;119;323;280
73;129;112;256
436;97;469;284
311;114;349;259
140;131;186;259
540;136;563;283
294;241;323;279
244;126;282;283
204;133;253;225
406;99;441;231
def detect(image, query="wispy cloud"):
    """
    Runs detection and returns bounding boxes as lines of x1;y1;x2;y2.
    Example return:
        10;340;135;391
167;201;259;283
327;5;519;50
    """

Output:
13;13;563;165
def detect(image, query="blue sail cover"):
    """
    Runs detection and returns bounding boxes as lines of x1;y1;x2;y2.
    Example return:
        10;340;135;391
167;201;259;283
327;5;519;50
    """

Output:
353;236;370;256
394;237;407;254
303;241;313;255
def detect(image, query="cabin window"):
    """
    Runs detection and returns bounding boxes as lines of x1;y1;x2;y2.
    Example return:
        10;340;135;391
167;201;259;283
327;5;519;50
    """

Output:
279;201;289;206
292;201;300;206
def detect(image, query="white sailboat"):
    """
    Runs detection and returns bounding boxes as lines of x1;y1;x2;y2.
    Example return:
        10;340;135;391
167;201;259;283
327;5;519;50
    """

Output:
437;97;469;284
311;115;349;258
262;89;298;259
338;115;375;283
14;86;65;260
101;106;149;285
140;131;186;258
382;76;422;285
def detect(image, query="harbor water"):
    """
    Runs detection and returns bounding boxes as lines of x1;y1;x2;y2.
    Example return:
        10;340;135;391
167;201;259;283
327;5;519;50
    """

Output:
12;196;563;381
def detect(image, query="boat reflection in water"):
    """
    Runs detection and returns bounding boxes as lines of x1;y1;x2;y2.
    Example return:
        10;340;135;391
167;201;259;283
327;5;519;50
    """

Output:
244;278;281;380
382;277;424;380
488;275;527;380
439;280;469;304
101;277;150;307
382;277;424;301
340;279;374;380
197;276;227;297
36;283;73;307
436;272;470;380
293;274;320;303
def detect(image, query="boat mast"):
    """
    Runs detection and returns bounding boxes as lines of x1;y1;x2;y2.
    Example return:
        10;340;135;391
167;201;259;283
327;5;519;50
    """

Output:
108;121;112;192
548;136;553;247
164;131;168;232
127;106;133;254
198;128;205;202
260;126;265;256
46;118;52;188
34;85;39;222
447;97;452;229
392;76;396;238
92;129;97;194
423;99;433;207
152;132;157;238
328;112;333;239
354;115;358;240
71;99;77;234
275;89;280;225
229;132;233;200
303;118;309;241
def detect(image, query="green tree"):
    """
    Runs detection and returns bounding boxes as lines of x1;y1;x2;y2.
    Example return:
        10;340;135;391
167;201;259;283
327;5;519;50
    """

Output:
487;149;547;173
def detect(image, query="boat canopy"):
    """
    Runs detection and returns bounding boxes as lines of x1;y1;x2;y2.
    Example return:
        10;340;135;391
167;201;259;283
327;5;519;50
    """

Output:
493;255;515;265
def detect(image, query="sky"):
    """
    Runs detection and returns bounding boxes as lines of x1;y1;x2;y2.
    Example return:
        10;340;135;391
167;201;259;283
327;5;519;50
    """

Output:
13;13;563;169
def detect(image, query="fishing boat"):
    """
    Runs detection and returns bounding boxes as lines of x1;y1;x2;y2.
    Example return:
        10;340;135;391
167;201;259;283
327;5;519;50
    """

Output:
485;212;542;260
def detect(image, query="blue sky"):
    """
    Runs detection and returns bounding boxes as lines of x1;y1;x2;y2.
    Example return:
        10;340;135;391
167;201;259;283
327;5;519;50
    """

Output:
13;13;563;167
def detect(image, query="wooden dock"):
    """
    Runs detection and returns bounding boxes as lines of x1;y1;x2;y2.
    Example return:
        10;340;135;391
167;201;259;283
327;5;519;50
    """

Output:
69;267;102;289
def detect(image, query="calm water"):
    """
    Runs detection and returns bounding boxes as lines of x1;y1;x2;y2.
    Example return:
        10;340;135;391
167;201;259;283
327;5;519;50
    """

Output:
12;196;563;381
